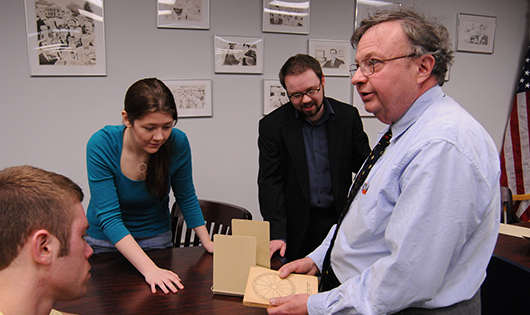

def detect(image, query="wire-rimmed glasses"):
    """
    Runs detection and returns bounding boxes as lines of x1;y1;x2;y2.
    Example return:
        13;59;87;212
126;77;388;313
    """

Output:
349;54;416;77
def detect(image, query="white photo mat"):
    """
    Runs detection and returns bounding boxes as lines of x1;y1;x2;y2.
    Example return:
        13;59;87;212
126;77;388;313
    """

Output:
262;0;310;34
456;13;496;54
163;79;212;118
214;35;263;74
263;79;289;115
25;0;106;76
309;39;350;77
355;0;400;28
157;0;209;29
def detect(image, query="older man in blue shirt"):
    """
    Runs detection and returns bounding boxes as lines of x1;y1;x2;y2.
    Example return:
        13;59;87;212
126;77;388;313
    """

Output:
267;8;500;315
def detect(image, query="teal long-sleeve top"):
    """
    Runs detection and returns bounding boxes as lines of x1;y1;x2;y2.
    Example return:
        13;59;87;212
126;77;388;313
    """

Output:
86;125;205;244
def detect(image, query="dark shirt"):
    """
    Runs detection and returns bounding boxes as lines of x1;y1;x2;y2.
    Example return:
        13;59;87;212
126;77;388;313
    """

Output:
297;98;335;209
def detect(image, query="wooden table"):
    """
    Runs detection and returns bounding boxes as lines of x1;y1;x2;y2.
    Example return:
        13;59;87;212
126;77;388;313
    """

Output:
55;224;530;314
482;222;530;315
493;222;530;268
54;246;269;315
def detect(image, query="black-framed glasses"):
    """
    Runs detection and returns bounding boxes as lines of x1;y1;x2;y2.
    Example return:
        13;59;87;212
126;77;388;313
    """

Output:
349;54;416;77
288;83;322;101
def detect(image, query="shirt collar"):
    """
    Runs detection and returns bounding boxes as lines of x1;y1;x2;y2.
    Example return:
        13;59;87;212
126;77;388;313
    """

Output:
386;85;445;141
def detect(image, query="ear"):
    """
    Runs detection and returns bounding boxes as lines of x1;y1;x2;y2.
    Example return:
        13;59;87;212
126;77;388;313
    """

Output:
122;110;132;128
416;54;435;84
321;73;326;89
31;230;58;266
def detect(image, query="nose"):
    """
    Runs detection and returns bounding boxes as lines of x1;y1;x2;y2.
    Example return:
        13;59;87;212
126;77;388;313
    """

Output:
301;93;312;103
351;68;366;86
153;128;164;141
86;243;94;259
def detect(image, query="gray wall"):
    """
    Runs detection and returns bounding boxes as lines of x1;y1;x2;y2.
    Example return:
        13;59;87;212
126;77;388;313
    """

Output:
0;0;528;220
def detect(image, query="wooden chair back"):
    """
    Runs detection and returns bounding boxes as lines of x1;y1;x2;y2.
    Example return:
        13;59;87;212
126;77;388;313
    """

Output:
171;199;252;247
501;186;520;224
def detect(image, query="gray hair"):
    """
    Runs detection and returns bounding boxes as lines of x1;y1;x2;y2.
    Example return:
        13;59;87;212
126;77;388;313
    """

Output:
351;8;454;86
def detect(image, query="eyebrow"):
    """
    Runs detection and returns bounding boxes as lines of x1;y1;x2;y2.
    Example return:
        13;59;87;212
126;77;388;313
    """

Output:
143;122;174;126
355;51;377;63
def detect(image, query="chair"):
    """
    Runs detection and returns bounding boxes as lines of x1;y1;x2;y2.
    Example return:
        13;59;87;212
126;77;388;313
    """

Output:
501;186;519;224
501;186;524;224
171;199;252;248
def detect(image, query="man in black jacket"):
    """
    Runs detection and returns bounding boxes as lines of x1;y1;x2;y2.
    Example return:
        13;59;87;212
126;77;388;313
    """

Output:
258;54;370;261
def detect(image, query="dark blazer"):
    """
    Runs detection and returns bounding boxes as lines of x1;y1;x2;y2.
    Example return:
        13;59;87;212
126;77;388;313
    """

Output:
258;97;370;261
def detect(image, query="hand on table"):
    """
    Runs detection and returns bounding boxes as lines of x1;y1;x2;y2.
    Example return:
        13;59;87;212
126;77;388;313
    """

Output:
144;267;184;294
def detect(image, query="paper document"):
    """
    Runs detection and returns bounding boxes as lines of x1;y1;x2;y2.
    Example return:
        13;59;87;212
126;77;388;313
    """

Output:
243;266;318;308
498;223;530;238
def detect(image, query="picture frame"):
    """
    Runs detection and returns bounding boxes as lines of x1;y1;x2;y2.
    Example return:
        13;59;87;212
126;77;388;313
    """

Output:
309;39;350;77
456;13;496;54
214;36;263;74
163;79;212;118
262;0;310;35
157;0;209;29
263;80;289;115
24;0;107;76
356;0;400;28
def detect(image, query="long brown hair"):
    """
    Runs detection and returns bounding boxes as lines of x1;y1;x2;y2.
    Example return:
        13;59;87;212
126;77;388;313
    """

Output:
124;78;178;200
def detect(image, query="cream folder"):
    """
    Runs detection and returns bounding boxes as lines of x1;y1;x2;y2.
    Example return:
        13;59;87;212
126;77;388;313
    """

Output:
212;234;256;296
231;219;270;269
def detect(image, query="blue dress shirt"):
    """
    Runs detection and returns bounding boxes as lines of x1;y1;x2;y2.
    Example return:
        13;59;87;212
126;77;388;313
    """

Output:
298;99;335;209
307;85;500;314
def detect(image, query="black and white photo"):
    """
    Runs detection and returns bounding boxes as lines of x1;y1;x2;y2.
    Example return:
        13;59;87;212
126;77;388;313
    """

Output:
263;80;289;115
262;0;310;34
25;0;106;76
214;36;263;74
164;79;212;118
355;0;400;28
456;13;496;54
157;0;209;29
309;39;350;76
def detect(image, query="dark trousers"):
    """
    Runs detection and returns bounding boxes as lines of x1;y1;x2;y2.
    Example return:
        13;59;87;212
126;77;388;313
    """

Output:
394;290;481;315
298;206;337;259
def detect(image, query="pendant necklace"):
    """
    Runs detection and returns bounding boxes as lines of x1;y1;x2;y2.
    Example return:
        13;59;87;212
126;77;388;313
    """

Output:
133;152;148;173
127;131;148;173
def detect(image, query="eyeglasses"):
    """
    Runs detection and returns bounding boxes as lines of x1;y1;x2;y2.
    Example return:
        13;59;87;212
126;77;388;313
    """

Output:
288;83;322;101
349;54;416;77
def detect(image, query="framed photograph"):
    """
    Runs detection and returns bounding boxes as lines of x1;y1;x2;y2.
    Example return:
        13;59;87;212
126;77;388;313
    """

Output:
214;36;263;74
456;13;496;54
263;80;289;115
262;0;310;34
356;0;400;27
163;79;212;118
309;39;350;77
157;0;209;29
24;0;106;76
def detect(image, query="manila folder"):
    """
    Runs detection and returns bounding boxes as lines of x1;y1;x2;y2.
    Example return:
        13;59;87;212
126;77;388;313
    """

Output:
212;234;256;296
232;219;270;269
